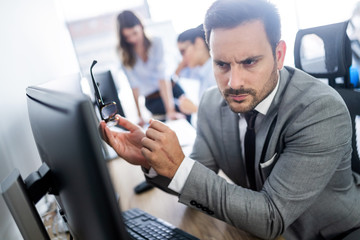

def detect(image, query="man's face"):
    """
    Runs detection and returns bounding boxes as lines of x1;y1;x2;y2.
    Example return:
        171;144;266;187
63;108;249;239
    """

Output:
177;41;197;68
209;20;285;113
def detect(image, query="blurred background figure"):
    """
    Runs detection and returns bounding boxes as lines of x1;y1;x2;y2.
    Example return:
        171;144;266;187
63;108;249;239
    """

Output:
116;10;192;195
116;10;189;126
174;24;216;115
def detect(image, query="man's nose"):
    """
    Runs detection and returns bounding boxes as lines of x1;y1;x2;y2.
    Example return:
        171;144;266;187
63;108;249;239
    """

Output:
228;68;245;89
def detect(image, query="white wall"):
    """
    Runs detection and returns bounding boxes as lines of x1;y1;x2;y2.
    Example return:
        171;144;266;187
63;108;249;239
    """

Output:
0;0;79;238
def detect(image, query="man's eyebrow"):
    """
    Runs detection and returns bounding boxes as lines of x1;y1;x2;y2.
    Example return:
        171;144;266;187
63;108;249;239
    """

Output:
236;55;263;64
213;55;263;65
213;59;229;65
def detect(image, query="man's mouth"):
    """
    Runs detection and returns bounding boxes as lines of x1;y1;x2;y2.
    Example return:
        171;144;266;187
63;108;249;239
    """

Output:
229;94;248;102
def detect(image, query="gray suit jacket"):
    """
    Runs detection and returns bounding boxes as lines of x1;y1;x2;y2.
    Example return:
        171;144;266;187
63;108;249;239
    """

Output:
148;67;360;239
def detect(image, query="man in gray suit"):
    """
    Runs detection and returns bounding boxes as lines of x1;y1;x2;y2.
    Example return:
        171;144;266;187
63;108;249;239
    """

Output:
100;0;360;239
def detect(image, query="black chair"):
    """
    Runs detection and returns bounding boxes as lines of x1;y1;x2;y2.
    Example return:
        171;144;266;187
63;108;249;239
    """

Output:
294;21;353;88
294;21;360;240
294;20;360;175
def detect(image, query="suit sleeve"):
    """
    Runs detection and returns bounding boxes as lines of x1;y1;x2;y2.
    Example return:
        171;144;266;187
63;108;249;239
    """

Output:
178;92;352;239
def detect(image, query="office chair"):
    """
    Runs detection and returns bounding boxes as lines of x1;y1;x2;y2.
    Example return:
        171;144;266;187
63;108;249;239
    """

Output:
294;21;353;88
294;20;360;174
294;21;360;240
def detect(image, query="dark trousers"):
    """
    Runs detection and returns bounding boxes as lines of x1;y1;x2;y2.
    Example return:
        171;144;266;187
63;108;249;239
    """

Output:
145;82;192;123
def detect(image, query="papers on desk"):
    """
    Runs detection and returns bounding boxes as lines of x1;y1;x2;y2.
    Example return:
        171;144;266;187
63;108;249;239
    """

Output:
356;115;360;157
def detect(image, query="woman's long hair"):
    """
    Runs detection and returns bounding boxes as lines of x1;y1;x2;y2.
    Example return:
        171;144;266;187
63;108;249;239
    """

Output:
116;10;151;68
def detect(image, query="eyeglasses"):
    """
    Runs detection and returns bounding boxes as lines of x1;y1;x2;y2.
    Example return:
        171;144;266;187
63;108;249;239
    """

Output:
90;60;118;126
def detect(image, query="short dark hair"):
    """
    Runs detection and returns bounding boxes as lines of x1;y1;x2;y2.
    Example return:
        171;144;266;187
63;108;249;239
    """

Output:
177;24;209;50
178;24;205;43
204;0;281;55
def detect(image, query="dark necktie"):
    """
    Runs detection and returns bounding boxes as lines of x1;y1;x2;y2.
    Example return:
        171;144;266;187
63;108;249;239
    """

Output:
244;110;258;190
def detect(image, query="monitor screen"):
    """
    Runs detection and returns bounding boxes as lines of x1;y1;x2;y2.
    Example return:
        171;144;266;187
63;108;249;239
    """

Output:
26;86;130;240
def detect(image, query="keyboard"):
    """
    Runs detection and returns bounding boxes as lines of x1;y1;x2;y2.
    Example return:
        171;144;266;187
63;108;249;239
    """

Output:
122;208;200;240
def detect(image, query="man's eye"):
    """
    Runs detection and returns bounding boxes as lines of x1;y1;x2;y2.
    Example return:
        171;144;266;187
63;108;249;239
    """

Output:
243;59;257;66
216;62;229;68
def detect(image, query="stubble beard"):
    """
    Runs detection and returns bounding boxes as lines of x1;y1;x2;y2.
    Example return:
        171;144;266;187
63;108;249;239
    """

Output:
222;64;278;114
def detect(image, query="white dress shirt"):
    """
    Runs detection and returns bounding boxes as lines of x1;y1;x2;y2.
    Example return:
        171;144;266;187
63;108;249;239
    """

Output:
122;37;168;97
179;58;216;99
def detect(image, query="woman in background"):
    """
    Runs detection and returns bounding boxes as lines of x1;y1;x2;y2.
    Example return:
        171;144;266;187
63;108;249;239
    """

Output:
117;10;187;126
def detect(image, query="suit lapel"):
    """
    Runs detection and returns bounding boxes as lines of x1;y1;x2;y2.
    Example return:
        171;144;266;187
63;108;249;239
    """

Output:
254;68;292;186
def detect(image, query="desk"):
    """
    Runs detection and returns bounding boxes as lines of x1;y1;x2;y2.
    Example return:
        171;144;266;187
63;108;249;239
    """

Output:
107;158;284;240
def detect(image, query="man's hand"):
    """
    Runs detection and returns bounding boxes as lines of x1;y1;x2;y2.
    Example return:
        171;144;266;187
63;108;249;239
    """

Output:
141;119;185;179
99;115;150;169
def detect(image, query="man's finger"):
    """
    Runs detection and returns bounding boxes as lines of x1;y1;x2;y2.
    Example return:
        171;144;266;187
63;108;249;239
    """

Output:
148;119;169;132
145;127;163;141
141;137;157;152
141;147;152;161
116;115;142;132
104;125;118;147
141;147;162;170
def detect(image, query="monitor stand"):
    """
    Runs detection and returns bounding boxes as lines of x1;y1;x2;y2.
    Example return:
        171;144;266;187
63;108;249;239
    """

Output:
0;163;57;240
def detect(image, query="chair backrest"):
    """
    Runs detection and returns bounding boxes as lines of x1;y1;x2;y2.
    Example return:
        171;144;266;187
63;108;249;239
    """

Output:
294;21;360;174
294;21;353;88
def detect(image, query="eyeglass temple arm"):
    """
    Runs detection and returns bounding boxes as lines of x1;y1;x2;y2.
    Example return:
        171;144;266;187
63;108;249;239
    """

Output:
90;60;104;107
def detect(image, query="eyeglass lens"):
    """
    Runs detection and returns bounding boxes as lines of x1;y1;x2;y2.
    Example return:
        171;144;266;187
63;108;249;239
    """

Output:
101;102;118;126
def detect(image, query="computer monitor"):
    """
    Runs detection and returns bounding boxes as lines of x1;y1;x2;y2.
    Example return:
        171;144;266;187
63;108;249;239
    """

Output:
26;85;130;239
40;72;83;94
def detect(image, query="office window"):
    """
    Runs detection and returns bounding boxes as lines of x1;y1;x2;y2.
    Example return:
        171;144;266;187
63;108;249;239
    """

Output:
147;0;216;33
58;0;150;73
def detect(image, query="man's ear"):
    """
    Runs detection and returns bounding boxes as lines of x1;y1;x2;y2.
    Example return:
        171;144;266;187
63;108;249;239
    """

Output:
275;40;286;70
